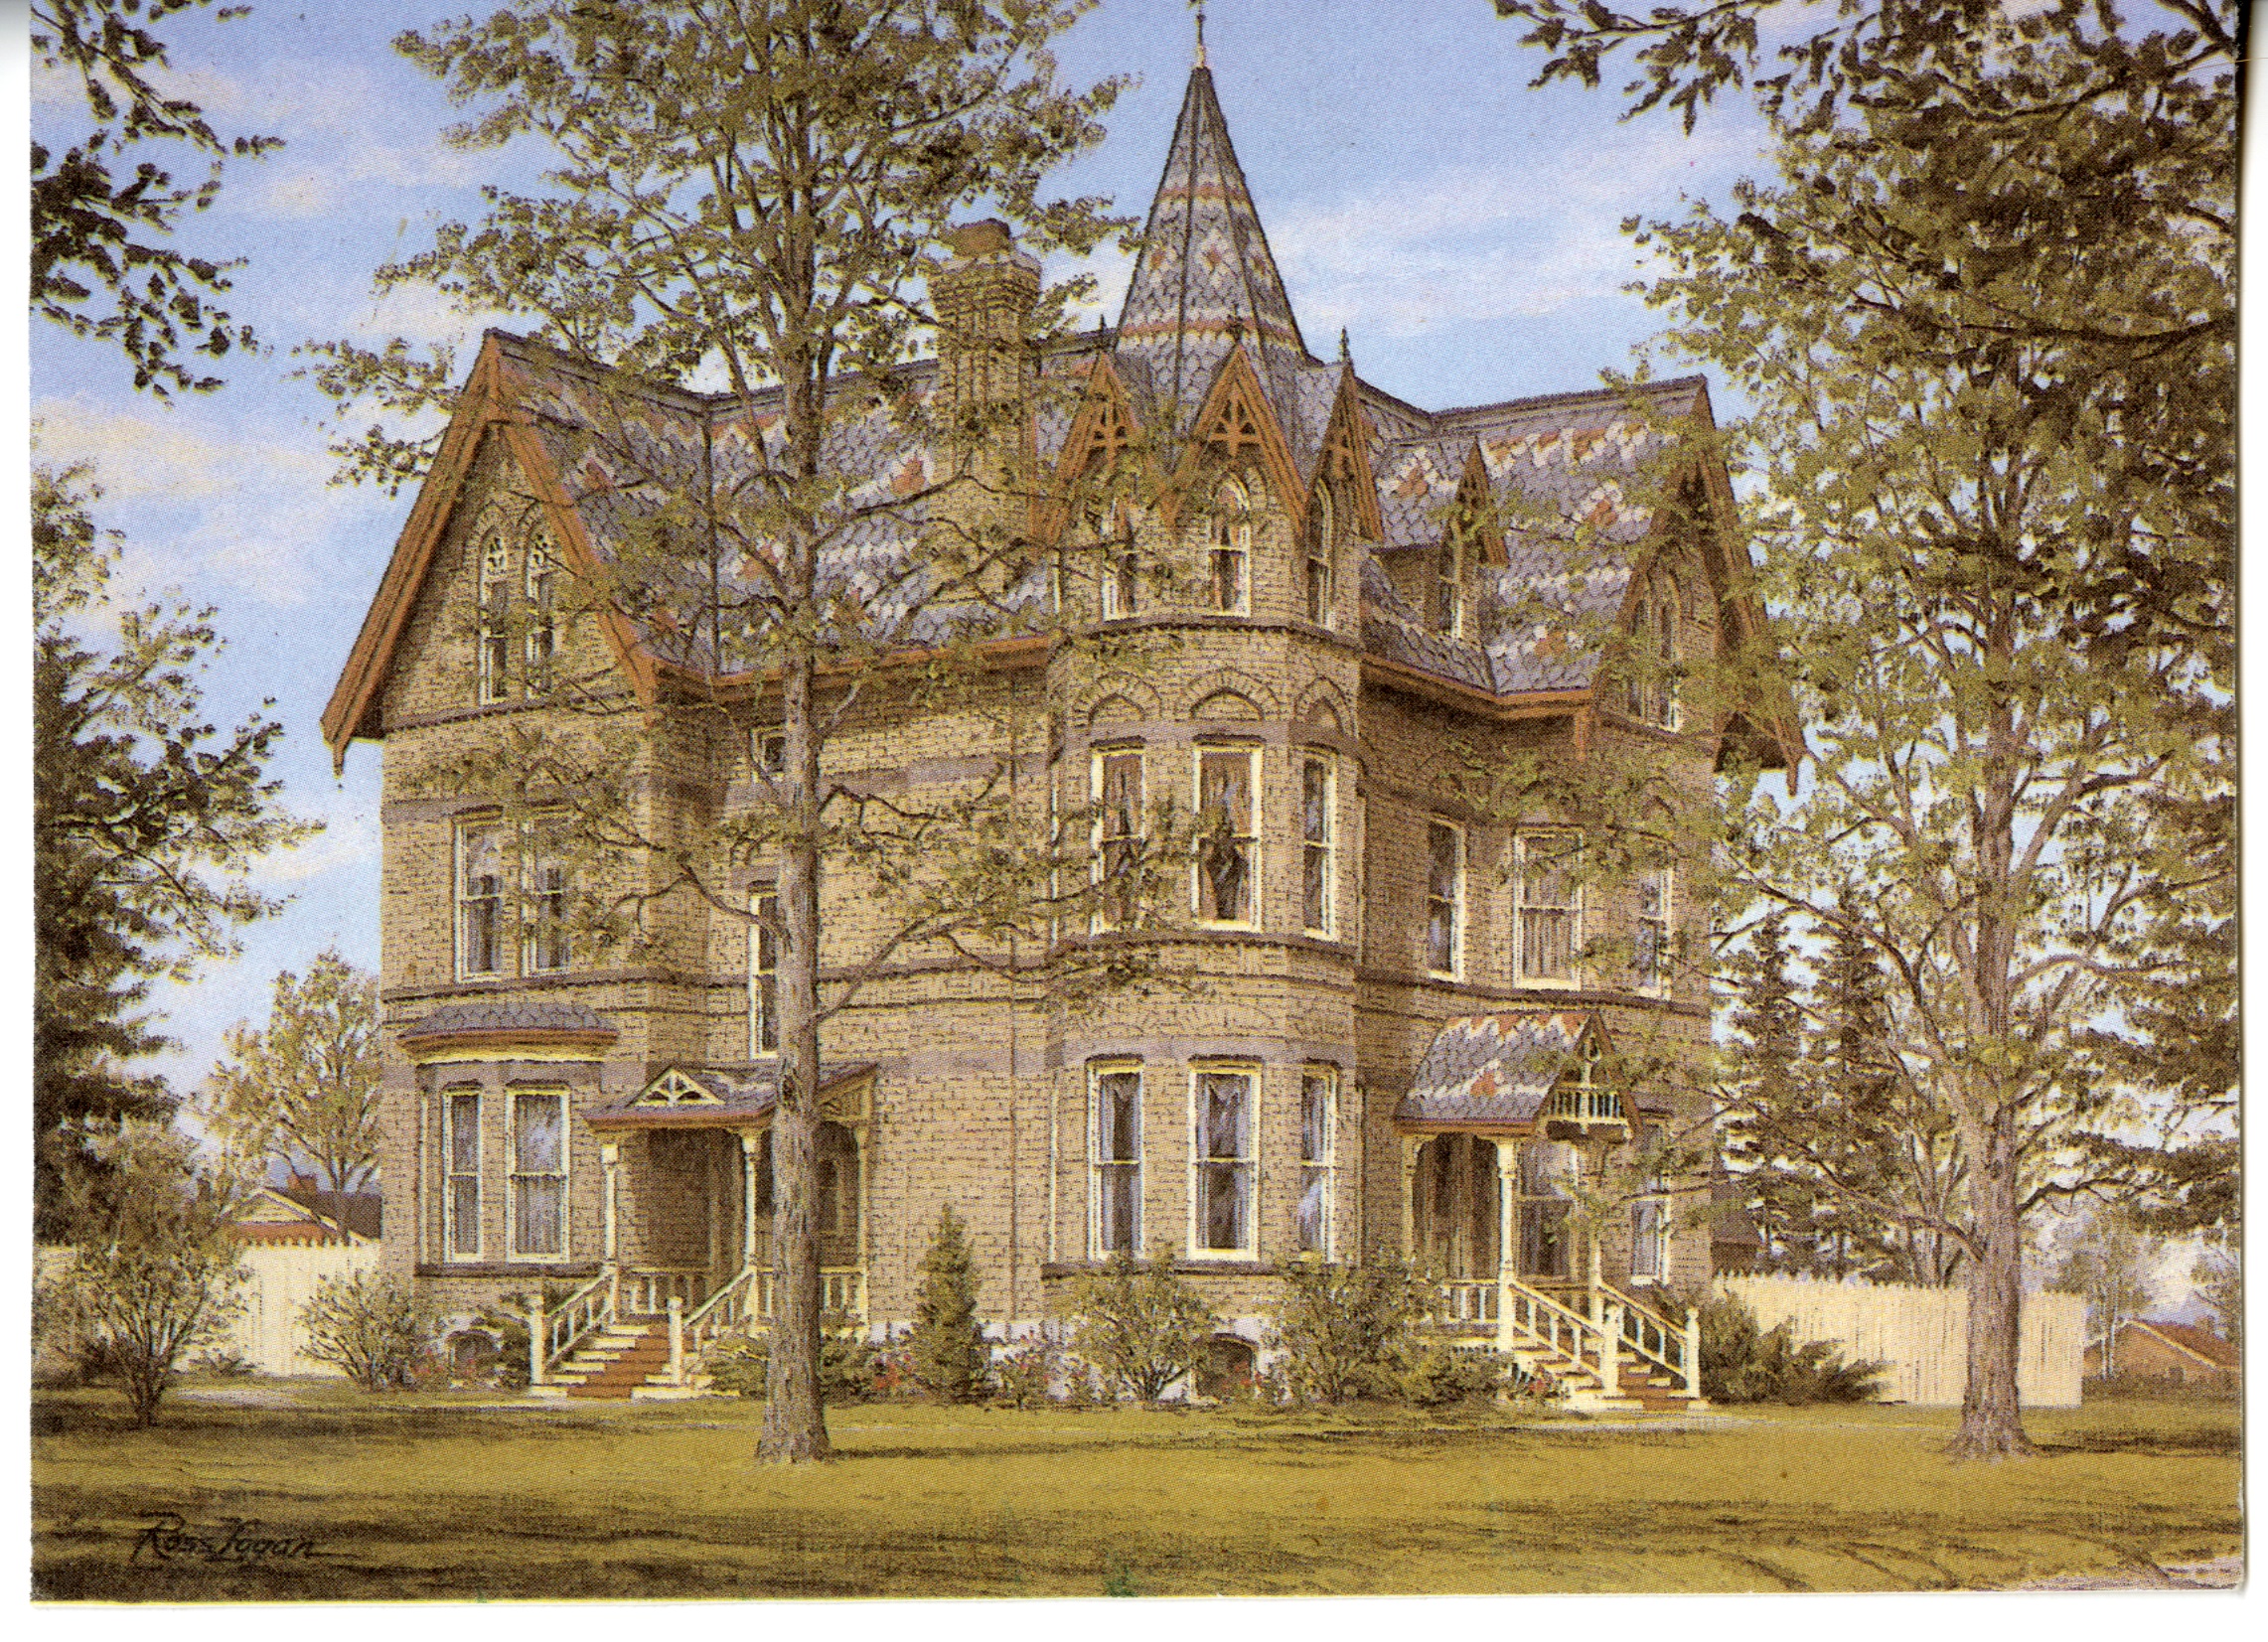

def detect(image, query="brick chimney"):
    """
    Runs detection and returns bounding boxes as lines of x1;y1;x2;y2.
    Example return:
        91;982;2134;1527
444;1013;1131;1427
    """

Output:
931;220;1043;559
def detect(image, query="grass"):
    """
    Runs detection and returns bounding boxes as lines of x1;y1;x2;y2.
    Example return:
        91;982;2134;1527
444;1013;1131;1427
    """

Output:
32;1384;2241;1600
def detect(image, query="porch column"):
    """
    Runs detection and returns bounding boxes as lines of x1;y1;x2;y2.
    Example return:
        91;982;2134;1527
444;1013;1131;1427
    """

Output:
600;1139;621;1265
1398;1136;1421;1262
740;1129;760;1268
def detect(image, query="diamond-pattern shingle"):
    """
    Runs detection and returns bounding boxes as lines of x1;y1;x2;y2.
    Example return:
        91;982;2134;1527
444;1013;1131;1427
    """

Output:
1395;1011;1592;1126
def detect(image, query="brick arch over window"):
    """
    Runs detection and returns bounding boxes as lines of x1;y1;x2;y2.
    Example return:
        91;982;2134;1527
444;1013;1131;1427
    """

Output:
1174;667;1283;721
1190;689;1263;722
1079;675;1163;727
1293;678;1351;737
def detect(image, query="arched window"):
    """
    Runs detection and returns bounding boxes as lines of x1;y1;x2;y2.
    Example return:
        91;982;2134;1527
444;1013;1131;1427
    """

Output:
477;536;511;703
1304;487;1335;625
525;539;558;692
1099;503;1138;620
1209;478;1250;614
1654;579;1681;728
1436;532;1466;637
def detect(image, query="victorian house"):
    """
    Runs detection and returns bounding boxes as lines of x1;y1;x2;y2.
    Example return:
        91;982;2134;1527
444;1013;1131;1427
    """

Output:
324;51;1786;1406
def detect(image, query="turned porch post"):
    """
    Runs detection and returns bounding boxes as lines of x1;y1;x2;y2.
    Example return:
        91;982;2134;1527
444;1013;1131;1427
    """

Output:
528;1294;546;1388
600;1139;621;1265
740;1130;761;1267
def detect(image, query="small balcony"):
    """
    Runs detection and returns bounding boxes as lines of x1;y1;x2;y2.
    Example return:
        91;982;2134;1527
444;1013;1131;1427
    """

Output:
1542;1085;1628;1141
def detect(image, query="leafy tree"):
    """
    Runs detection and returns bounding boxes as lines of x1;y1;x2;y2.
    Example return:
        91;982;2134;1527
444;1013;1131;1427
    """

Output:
43;1119;251;1425
197;948;382;1197
2049;1212;2162;1377
34;462;315;1238
297;1271;428;1392
1072;1249;1215;1406
31;0;280;395
306;0;1135;1465
2190;1238;2238;1349
1264;1255;1430;1407
1542;0;2235;1459
906;1204;989;1404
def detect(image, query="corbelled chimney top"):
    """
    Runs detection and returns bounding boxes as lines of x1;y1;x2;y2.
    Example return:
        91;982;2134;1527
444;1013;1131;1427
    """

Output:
947;219;1013;259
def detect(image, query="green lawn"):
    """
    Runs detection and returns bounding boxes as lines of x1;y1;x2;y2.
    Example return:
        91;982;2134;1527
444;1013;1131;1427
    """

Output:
32;1384;2241;1599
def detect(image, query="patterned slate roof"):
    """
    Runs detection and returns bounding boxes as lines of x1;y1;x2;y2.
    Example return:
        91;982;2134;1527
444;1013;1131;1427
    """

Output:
1115;65;1312;442
1396;1011;1593;1126
400;998;619;1040
585;1061;878;1124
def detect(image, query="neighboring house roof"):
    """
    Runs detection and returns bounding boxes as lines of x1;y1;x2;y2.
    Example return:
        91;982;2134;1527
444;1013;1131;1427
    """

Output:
1395;1010;1671;1129
231;1184;373;1246
2122;1318;2240;1371
278;1184;383;1242
585;1061;880;1129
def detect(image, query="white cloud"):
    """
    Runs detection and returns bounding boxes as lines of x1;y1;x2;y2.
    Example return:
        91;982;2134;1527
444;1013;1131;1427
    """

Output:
254;821;380;887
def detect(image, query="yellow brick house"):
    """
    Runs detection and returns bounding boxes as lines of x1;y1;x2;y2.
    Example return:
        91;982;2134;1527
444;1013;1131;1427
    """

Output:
324;53;1785;1407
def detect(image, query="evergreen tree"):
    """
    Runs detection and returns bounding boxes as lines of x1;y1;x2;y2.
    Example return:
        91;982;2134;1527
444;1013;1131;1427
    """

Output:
907;1204;988;1405
1720;911;1804;1267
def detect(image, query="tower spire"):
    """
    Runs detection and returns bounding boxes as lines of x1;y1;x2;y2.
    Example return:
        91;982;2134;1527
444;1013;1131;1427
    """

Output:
1194;8;1207;70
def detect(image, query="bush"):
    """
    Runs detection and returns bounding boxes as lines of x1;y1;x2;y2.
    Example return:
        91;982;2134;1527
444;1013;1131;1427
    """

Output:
1699;1291;1886;1405
993;1324;1067;1411
297;1272;427;1392
1072;1248;1215;1405
192;1349;259;1379
1397;1342;1507;1409
907;1205;990;1403
700;1329;883;1403
1264;1256;1429;1405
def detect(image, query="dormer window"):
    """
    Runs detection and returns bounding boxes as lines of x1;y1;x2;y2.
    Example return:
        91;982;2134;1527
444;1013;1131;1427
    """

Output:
1435;533;1466;638
477;537;511;703
1304;488;1335;626
1209;479;1250;615
525;541;557;693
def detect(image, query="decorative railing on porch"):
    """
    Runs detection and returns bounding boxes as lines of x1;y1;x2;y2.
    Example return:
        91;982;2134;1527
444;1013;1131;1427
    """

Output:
1596;1277;1702;1399
756;1267;866;1321
1542;1087;1626;1123
672;1266;757;1386
534;1266;617;1385
619;1266;706;1317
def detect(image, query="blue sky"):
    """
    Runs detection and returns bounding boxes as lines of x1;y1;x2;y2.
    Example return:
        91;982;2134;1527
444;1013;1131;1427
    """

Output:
28;0;1776;1098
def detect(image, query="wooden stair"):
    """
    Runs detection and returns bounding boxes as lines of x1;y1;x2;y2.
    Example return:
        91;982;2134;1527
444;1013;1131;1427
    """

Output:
534;1321;675;1400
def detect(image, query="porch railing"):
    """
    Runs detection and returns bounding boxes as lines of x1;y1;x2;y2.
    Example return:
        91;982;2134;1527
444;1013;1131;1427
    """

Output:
756;1267;866;1322
1497;1272;1620;1398
1543;1087;1625;1123
1430;1278;1500;1329
675;1266;757;1386
536;1265;618;1384
1598;1277;1701;1398
619;1266;707;1317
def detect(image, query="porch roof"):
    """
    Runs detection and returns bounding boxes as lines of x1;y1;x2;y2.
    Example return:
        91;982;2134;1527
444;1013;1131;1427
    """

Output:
1394;1010;1676;1129
584;1060;878;1129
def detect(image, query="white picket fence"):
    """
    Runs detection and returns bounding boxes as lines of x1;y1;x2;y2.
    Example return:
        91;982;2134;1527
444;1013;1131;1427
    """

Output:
212;1241;382;1377
1717;1273;2084;1408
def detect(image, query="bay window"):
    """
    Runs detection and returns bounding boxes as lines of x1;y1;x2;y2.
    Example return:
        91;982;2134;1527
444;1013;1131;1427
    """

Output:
1194;746;1258;926
1301;756;1335;936
1191;1067;1256;1257
1295;1068;1336;1257
510;1090;567;1259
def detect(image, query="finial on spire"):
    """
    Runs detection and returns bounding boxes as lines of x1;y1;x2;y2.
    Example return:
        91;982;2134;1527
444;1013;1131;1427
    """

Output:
1338;326;1351;364
1194;7;1207;70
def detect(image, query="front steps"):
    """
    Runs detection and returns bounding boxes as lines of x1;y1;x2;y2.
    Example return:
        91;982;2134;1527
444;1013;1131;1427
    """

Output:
532;1320;687;1400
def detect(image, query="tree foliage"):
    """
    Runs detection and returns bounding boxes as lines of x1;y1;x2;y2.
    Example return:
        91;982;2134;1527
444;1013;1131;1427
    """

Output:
1579;2;2235;1457
43;1119;251;1425
1072;1249;1216;1406
34;462;315;1237
906;1204;989;1404
297;1271;429;1392
198;948;383;1197
31;0;280;394
306;0;1134;1465
1697;1290;1887;1406
1263;1255;1430;1406
2046;1210;2161;1375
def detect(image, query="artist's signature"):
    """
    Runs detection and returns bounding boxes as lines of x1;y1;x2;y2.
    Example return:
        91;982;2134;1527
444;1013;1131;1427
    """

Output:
131;1512;319;1566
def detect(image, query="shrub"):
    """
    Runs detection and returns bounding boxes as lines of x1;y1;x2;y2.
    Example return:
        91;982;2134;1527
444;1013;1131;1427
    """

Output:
1072;1248;1216;1405
993;1324;1067;1411
1264;1256;1429;1405
700;1329;882;1403
906;1204;990;1403
299;1271;427;1392
1398;1342;1507;1409
1699;1291;1886;1405
192;1349;259;1379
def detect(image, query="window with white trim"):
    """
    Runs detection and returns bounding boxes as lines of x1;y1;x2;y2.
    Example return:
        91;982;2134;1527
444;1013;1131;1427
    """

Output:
524;540;557;692
444;1089;481;1259
750;890;779;1055
1516;831;1582;985
1426;821;1463;977
1517;1140;1578;1279
1300;756;1335;937
458;822;509;977
1304;488;1335;625
477;537;511;703
1092;749;1144;932
1654;586;1681;728
1209;479;1250;615
1090;1064;1142;1257
1194;746;1259;926
528;818;572;973
510;1089;567;1258
1191;1066;1256;1256
1295;1067;1336;1257
1436;534;1466;638
1631;1124;1670;1280
1634;865;1671;992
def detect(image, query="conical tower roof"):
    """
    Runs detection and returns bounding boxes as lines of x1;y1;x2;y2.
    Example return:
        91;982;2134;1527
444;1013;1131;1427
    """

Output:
1115;58;1310;443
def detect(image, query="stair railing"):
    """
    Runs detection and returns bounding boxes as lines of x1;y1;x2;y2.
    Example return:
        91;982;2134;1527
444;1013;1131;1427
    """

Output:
676;1266;757;1386
1596;1277;1701;1397
1496;1271;1617;1384
536;1265;618;1384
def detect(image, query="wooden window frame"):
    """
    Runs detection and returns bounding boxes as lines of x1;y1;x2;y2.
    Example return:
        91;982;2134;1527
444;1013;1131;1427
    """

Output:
1091;747;1145;934
442;1087;482;1261
1188;1062;1259;1260
1300;755;1336;938
1089;1061;1144;1259
1192;744;1261;929
1425;820;1465;979
1515;830;1584;987
1295;1066;1337;1259
507;1087;570;1262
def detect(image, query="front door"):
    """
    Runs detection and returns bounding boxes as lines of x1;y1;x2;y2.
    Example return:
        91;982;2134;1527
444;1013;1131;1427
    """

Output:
1516;1140;1578;1281
1412;1134;1501;1280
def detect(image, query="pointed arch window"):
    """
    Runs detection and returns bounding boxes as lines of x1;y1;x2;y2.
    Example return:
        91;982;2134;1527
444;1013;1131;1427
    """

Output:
477;537;511;703
525;540;558;693
1304;488;1335;626
1209;478;1251;615
1100;505;1139;620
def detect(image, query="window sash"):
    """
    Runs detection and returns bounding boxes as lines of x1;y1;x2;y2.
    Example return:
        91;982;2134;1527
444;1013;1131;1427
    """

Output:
459;825;508;977
1426;821;1462;976
1634;868;1671;989
1209;488;1251;615
510;1092;566;1258
477;538;511;703
1305;492;1334;625
1192;1069;1255;1255
1092;751;1144;932
751;892;779;1054
1194;748;1258;925
525;545;557;690
1301;758;1333;935
1295;1070;1335;1257
1517;833;1583;983
444;1092;480;1258
1091;1068;1142;1257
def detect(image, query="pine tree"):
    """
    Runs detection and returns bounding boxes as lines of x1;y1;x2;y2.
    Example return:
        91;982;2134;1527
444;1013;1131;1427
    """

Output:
907;1205;988;1405
1721;911;1803;1266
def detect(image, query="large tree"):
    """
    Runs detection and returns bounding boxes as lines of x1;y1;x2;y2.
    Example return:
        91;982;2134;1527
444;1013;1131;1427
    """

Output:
1536;2;2235;1457
198;948;383;1198
34;463;314;1239
310;0;1134;1463
31;0;279;395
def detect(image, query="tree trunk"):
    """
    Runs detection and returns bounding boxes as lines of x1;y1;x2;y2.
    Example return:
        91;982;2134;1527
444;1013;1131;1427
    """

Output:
758;651;832;1464
1947;1129;2031;1459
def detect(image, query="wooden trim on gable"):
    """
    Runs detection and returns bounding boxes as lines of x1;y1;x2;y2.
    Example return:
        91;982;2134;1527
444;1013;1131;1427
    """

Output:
1167;342;1305;527
1041;354;1160;544
1314;365;1388;542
